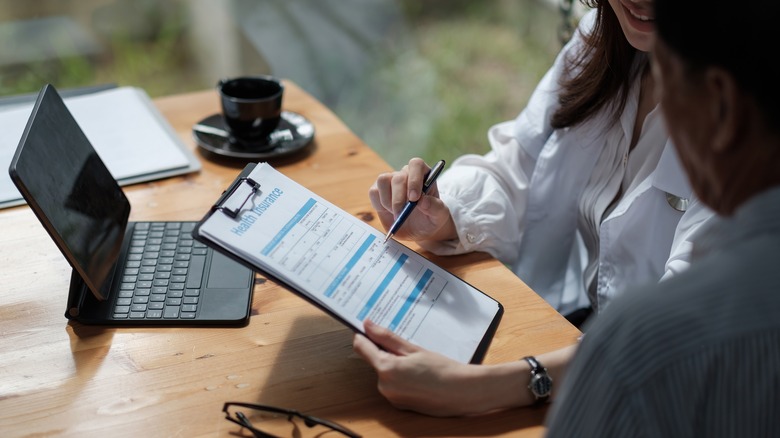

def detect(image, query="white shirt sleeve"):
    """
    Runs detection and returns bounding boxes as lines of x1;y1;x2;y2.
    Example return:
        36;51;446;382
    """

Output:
417;120;536;261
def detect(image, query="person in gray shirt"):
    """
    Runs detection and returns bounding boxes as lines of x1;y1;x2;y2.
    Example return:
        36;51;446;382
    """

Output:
545;0;780;436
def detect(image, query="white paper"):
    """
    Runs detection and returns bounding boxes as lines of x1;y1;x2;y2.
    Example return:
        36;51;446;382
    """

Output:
0;86;199;207
198;163;501;363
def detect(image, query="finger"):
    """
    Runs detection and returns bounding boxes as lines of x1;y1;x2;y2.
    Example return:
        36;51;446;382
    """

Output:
406;158;429;201
373;172;394;213
390;169;410;216
369;180;396;230
363;319;420;356
352;332;384;366
417;195;457;241
418;194;447;220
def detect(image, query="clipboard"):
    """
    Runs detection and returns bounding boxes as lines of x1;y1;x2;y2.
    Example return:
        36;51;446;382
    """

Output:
193;163;503;364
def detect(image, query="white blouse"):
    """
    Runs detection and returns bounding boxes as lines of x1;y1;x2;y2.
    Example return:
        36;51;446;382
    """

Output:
418;11;714;315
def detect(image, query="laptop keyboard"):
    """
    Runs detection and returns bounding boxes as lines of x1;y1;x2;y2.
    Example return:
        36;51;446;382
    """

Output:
113;222;208;320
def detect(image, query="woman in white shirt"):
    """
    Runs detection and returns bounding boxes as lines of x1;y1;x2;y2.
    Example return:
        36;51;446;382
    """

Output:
354;0;715;417
368;3;711;323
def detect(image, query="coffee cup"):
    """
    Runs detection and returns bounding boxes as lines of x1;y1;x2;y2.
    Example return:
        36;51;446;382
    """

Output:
217;75;284;149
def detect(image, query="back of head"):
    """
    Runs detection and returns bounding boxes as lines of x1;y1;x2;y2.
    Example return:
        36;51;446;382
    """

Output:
654;0;780;128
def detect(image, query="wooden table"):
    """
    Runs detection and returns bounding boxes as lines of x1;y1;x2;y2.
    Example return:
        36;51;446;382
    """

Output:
0;82;580;437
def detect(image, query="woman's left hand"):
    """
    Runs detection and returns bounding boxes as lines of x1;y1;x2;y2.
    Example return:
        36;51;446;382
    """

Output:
352;319;494;417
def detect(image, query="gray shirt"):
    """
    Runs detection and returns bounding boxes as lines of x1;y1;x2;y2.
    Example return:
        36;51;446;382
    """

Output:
546;186;780;437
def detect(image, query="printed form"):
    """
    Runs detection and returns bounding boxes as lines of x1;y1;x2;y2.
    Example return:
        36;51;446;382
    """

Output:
197;163;502;363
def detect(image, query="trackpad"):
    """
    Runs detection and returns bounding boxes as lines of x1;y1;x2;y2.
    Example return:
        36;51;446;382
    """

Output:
207;252;252;288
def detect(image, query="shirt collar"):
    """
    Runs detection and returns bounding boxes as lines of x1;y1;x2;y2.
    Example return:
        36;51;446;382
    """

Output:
651;139;694;200
693;186;780;258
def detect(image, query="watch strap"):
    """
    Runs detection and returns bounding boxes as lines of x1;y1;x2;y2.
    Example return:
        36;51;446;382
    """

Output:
523;355;552;406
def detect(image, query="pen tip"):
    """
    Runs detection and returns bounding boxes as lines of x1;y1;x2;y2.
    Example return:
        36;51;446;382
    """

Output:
383;234;391;244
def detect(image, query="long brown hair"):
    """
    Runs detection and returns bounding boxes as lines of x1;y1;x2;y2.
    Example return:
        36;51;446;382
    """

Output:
550;0;646;129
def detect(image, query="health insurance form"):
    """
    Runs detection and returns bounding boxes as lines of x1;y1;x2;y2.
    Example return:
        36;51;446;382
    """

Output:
196;163;502;363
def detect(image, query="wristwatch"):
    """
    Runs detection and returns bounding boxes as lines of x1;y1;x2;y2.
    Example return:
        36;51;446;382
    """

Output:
523;356;553;406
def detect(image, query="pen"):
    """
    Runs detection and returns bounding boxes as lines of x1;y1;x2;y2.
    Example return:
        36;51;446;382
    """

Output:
383;159;446;243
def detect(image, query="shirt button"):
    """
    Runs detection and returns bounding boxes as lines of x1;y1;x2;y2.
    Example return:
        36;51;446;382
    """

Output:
466;233;477;243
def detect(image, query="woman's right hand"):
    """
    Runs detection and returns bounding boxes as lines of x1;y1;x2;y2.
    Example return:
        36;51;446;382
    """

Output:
369;157;457;242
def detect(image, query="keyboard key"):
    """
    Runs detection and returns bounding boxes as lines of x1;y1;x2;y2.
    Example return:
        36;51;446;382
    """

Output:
186;256;206;288
181;304;197;313
163;307;180;318
114;222;207;321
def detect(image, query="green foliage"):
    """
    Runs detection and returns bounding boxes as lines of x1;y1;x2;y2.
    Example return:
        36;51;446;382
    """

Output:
1;0;562;168
365;0;560;167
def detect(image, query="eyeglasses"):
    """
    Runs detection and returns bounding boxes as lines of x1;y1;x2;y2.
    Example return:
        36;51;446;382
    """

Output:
222;401;362;438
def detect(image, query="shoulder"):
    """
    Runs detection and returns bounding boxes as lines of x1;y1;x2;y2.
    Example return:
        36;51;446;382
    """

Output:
552;220;780;436
585;232;780;380
577;8;598;33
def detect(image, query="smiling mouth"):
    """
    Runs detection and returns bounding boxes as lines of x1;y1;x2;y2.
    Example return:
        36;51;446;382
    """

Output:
624;3;654;21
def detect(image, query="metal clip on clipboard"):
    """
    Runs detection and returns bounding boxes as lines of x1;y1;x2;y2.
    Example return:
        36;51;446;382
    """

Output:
213;176;261;218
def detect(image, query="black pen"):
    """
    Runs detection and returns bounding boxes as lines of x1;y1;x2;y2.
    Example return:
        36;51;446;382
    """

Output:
383;159;446;244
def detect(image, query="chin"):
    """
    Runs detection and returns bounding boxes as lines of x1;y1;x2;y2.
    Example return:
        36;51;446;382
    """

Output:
623;25;654;51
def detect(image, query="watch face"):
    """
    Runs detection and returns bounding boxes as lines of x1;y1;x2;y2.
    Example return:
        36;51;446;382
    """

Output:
530;374;553;398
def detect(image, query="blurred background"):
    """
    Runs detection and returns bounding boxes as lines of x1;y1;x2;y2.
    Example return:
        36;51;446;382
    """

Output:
0;0;585;168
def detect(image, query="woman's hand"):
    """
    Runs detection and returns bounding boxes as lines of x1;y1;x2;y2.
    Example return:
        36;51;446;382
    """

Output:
353;319;505;417
353;320;580;416
369;157;457;242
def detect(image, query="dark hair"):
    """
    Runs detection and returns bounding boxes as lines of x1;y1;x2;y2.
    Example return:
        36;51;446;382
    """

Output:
654;0;780;127
551;1;645;129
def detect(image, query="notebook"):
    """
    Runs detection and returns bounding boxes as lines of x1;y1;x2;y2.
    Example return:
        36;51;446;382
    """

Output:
8;84;255;326
193;162;504;363
0;85;202;209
